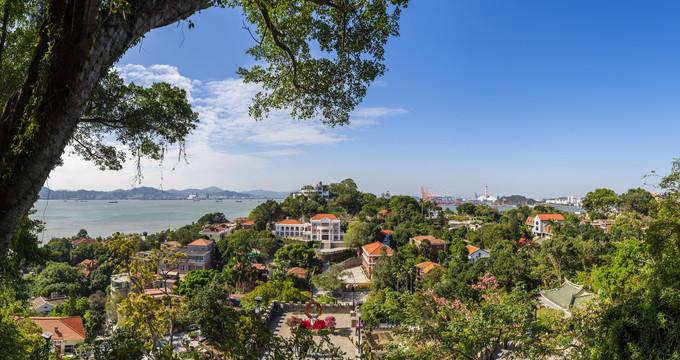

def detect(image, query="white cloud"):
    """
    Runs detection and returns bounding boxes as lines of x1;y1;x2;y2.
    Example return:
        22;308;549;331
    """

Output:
193;78;344;146
349;107;407;128
117;64;202;101
47;64;407;190
352;107;408;118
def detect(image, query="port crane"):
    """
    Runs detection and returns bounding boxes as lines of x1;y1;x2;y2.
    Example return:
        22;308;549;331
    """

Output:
420;186;461;205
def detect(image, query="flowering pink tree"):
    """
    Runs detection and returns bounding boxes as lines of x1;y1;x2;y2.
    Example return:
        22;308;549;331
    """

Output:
395;272;537;360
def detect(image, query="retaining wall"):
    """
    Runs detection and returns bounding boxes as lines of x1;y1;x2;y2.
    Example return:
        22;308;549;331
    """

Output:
336;256;362;270
277;301;356;313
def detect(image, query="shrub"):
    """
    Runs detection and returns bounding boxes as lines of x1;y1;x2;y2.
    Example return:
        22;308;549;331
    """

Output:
324;316;336;329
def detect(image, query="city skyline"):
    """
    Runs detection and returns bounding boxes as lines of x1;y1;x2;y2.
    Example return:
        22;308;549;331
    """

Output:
45;1;680;198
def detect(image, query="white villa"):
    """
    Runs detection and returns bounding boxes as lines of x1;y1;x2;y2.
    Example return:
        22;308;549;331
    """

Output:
293;181;331;199
274;213;346;249
274;219;306;238
466;245;490;262
526;214;565;238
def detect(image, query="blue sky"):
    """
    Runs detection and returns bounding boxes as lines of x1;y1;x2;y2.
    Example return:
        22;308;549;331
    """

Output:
47;1;680;199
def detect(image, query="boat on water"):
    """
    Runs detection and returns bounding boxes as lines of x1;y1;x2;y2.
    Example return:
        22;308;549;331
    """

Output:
235;200;243;203
108;200;118;203
216;199;223;202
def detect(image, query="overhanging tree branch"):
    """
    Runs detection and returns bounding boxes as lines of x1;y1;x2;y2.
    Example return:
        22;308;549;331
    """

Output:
255;0;309;92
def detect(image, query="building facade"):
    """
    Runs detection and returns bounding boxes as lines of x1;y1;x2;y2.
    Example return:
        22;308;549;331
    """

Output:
466;245;490;262
31;316;86;354
199;224;232;240
361;242;393;279
158;239;214;275
274;219;306;238
526;214;565;238
303;214;345;249
292;181;331;199
410;235;450;253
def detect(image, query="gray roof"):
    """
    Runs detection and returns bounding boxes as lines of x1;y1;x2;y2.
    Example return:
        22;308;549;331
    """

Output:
540;279;594;310
180;249;210;257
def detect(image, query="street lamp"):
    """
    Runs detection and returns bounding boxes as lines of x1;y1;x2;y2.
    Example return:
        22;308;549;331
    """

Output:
41;332;53;359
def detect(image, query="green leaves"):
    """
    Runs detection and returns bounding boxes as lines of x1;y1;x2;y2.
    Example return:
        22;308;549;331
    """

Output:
74;71;198;178
234;0;407;125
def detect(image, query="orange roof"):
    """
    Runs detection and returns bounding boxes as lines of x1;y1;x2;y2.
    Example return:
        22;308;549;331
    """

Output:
416;261;439;268
287;267;307;278
312;213;339;221
378;210;389;214
415;261;441;275
518;238;539;248
466;245;480;255
188;239;214;246
234;217;248;223
381;229;394;234
412;235;449;245
72;238;96;246
362;242;393;256
535;214;564;221
278;219;303;225
252;263;267;270
242;220;254;225
30;316;86;341
78;259;98;267
526;216;534;225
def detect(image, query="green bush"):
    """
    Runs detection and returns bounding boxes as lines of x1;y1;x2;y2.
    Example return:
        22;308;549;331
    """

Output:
318;295;337;304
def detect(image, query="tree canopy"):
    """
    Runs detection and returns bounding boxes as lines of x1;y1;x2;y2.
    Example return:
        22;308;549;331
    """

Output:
0;0;409;262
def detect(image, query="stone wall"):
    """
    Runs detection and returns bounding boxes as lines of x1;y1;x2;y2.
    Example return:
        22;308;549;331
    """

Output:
336;256;362;270
277;301;356;314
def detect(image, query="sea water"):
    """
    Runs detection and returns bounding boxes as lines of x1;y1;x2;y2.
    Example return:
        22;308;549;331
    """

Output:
29;199;275;242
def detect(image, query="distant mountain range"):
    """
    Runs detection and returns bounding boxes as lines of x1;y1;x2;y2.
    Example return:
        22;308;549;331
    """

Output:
38;186;292;200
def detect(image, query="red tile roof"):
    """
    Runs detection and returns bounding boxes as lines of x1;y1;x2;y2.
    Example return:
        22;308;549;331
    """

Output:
287;267;307;278
362;242;393;256
416;261;441;275
526;216;535;225
381;229;394;234
278;219;303;225
466;245;480;255
78;259;98;268
72;238;96;246
412;235;449;245
242;220;254;225
188;239;214;246
378;210;389;214
234;217;248;223
30;316;86;341
312;213;339;221
535;214;565;221
518;238;539;248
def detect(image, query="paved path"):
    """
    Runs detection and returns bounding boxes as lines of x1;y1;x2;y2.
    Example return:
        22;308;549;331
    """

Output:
339;265;369;284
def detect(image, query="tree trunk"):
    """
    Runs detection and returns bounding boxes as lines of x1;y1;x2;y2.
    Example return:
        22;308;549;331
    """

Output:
0;0;210;256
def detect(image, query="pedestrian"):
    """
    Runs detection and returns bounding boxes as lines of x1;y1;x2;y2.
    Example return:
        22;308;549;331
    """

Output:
355;322;360;336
